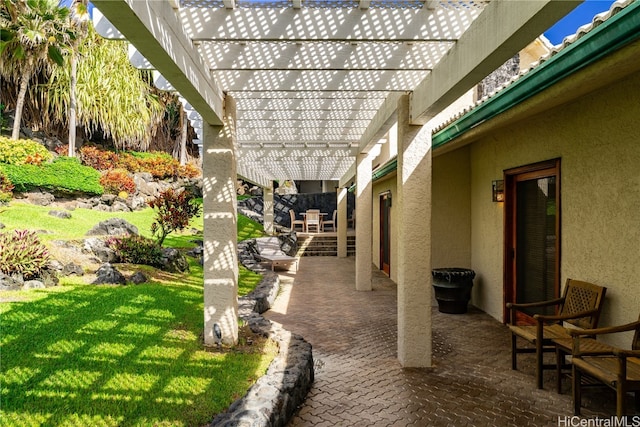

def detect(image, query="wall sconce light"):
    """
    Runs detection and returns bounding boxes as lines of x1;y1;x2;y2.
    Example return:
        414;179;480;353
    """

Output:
492;180;504;202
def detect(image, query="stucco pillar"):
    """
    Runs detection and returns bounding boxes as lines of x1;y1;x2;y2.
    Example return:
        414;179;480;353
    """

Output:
202;95;239;347
337;186;348;258
263;185;274;235
397;94;432;367
356;152;373;291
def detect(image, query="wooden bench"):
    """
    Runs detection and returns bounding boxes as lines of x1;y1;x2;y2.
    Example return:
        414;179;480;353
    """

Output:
507;278;607;390
568;317;640;418
255;237;298;272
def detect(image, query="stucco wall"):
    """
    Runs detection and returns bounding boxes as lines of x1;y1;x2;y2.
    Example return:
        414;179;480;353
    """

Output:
432;147;472;270
465;71;640;345
372;175;398;283
374;148;472;300
431;148;473;308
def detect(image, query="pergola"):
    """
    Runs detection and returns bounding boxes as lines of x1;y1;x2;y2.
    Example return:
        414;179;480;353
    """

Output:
90;0;581;367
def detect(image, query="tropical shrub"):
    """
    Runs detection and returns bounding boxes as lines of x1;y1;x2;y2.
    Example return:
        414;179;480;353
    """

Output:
148;188;201;246
99;168;136;195
106;235;163;267
0;230;51;279
179;162;201;179
25;152;49;166
0;170;14;204
54;144;69;156
117;152;142;173
137;152;180;179
0;136;53;165
79;146;119;170
79;147;198;180
1;157;103;195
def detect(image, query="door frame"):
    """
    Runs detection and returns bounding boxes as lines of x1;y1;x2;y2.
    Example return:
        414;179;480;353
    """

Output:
379;191;391;276
503;158;561;323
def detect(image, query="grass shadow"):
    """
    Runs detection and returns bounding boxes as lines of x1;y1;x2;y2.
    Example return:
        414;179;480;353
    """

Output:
0;200;275;426
0;279;275;426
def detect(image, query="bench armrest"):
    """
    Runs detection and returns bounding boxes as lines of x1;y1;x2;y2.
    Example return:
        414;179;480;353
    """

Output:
507;297;565;310
570;321;640;357
568;320;640;337
534;307;599;324
613;348;640;358
507;298;565;323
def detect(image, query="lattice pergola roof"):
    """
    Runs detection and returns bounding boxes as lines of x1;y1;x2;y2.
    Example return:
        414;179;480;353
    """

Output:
91;0;576;186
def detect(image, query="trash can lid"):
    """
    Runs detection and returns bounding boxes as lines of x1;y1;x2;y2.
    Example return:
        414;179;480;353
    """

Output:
432;268;476;280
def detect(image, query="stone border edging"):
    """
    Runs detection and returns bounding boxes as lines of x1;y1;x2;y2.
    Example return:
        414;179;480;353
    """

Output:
209;242;314;426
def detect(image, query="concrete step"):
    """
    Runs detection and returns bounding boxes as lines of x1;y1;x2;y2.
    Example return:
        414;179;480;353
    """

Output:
297;235;355;257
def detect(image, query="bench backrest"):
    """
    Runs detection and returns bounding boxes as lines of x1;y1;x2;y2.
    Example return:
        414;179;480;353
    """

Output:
560;279;607;329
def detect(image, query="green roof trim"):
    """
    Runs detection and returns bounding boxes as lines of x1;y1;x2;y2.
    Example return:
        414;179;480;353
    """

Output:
348;157;398;193
373;157;398;182
432;2;640;149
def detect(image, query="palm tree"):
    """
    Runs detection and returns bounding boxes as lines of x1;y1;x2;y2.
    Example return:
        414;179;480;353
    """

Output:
177;108;187;166
46;29;164;151
0;0;75;140
67;0;89;157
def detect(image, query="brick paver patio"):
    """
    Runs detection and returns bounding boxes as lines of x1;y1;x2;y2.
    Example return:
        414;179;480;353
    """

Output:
264;257;632;427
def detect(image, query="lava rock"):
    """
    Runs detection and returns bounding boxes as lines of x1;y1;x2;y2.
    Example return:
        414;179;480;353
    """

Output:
93;263;127;285
85;218;138;236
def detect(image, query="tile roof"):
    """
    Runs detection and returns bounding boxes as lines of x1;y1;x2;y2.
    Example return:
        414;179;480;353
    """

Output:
431;0;635;134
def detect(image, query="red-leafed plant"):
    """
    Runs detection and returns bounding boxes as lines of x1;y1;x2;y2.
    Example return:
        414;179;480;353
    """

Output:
148;188;201;246
0;171;14;204
54;144;69;156
106;235;164;267
99;168;136;194
138;155;180;179
116;153;142;174
24;152;46;166
79;146;119;170
178;162;201;179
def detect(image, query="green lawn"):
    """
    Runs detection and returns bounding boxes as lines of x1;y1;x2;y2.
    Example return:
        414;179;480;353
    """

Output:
0;201;175;244
0;201;272;426
0;200;265;296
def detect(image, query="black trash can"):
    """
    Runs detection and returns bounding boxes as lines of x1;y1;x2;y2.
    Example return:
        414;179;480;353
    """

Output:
432;268;476;314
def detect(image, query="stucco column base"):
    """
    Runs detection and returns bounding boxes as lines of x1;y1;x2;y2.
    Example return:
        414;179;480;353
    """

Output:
397;94;432;367
203;96;239;347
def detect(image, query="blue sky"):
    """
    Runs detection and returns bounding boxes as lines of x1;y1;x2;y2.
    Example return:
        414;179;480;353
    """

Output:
544;0;617;45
